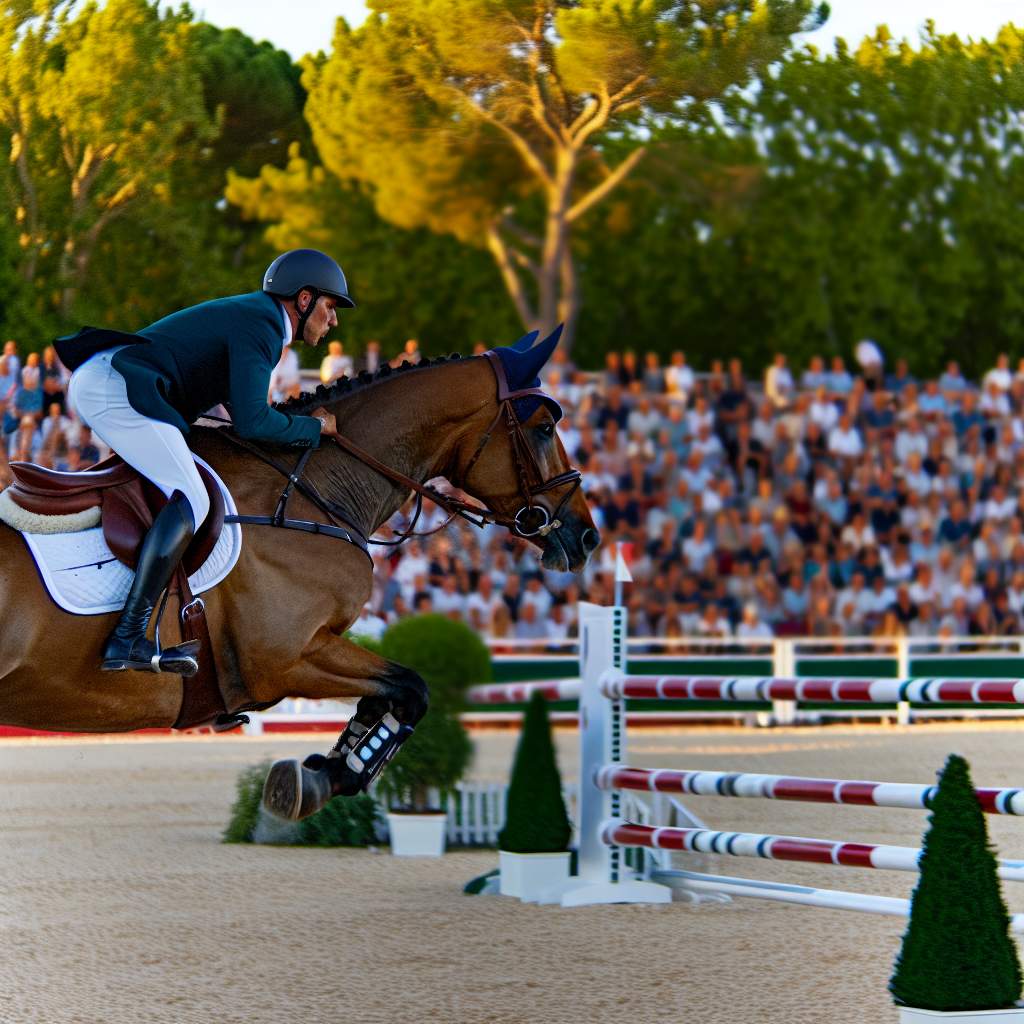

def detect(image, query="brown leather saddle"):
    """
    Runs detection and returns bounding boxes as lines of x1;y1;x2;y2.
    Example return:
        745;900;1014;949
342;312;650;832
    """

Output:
5;456;242;731
7;454;225;573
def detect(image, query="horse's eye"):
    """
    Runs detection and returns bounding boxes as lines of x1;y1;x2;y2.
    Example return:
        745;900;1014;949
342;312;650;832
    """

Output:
537;422;555;440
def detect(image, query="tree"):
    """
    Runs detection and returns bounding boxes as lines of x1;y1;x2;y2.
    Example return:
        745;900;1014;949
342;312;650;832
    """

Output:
692;24;1024;373
73;23;313;331
226;143;522;359
0;0;214;332
294;0;827;352
570;21;1024;372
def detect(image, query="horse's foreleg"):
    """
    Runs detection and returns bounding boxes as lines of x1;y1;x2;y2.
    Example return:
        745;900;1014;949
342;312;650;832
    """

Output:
262;635;429;822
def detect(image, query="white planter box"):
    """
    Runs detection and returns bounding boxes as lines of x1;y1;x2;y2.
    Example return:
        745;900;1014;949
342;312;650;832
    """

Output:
899;1006;1024;1023
386;813;447;857
499;850;571;901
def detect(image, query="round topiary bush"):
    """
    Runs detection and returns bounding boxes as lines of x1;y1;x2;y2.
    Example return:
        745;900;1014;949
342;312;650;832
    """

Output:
380;613;492;712
498;690;571;853
373;613;492;811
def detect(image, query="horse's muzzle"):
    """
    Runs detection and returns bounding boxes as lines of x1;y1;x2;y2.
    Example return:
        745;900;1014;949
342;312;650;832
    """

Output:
541;518;600;573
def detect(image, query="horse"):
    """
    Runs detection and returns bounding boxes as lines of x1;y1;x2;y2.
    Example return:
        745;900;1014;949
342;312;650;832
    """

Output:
0;329;598;820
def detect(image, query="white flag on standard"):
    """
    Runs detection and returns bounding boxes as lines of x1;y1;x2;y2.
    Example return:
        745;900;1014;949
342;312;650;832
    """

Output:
615;545;632;583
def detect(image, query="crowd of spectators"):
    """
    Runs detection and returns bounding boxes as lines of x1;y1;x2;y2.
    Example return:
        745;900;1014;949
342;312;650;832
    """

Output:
0;342;105;474
8;329;1024;652
356;345;1024;651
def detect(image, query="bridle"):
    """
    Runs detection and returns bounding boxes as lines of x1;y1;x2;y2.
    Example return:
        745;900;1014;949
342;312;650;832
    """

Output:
221;350;582;553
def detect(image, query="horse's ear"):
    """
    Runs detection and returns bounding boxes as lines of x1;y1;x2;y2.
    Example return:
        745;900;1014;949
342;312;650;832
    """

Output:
511;323;562;385
511;329;540;352
490;323;564;392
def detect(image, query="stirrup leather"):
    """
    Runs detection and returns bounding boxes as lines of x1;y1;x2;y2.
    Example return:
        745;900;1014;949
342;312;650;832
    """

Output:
330;712;414;790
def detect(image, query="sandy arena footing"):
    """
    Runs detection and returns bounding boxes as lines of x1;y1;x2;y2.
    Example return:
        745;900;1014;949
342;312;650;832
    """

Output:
3;723;1024;1024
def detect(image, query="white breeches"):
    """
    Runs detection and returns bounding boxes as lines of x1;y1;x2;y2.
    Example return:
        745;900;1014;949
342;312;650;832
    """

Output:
67;349;210;529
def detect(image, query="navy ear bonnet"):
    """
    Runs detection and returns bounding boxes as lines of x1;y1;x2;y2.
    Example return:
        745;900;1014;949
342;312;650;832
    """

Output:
490;324;564;423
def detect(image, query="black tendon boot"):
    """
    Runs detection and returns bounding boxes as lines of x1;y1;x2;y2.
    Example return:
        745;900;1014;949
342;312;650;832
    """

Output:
101;492;201;676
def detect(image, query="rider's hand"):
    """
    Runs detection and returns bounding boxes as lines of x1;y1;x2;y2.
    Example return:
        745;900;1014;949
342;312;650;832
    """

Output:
311;406;338;437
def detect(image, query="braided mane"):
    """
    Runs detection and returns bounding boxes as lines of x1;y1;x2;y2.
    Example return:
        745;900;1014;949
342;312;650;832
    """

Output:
274;352;471;416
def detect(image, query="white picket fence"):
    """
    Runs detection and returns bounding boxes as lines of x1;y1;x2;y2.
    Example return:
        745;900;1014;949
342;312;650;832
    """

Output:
397;780;654;847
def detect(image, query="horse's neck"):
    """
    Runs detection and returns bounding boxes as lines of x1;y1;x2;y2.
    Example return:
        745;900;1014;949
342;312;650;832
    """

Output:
309;359;492;537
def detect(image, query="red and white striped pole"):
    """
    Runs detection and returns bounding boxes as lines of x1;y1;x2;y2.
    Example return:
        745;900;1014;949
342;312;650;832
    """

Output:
596;765;1024;816
600;673;1024;706
601;821;1024;883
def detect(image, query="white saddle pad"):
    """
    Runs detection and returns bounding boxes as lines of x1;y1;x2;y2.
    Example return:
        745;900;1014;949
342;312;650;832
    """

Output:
20;455;243;616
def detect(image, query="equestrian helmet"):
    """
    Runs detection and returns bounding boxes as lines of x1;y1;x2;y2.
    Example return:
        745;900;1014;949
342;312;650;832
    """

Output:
262;249;356;308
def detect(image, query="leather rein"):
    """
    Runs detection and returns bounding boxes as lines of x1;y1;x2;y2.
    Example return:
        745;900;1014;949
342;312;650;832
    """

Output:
220;351;582;555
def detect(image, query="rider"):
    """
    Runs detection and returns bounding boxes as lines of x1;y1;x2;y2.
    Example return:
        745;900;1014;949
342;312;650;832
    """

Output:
57;249;353;676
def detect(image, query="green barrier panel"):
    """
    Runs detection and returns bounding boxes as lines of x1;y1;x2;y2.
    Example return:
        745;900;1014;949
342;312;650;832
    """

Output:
481;656;775;713
910;657;1024;710
625;658;775;713
491;658;577;684
795;658;898;677
910;657;1024;677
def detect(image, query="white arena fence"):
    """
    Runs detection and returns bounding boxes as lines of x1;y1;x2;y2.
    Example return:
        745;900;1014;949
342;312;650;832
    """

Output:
400;781;653;848
462;603;1024;923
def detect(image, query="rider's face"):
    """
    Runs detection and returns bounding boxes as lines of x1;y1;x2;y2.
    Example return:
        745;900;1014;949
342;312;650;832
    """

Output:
299;293;339;346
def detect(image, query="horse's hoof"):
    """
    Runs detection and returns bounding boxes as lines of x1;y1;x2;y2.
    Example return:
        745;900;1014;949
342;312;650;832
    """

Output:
262;759;331;821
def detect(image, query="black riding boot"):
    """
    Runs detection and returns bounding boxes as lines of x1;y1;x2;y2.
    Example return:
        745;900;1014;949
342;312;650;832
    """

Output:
101;492;201;676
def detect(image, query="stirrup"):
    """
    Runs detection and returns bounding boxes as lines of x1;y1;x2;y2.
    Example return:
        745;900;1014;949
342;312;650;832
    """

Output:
101;639;201;677
328;712;414;792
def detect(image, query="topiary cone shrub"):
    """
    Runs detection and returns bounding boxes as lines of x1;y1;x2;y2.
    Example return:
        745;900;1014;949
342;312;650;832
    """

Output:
498;690;571;853
373;614;491;813
890;753;1023;1012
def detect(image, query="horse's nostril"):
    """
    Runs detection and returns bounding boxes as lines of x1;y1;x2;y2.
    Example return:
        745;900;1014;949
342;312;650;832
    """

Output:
581;528;600;554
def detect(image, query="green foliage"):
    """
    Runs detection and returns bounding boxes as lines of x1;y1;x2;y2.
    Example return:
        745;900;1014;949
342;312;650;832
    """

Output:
6;4;1024;370
372;614;490;810
498;692;571;854
0;0;216;333
222;760;271;843
347;631;382;654
287;0;824;348
298;792;381;847
572;23;1024;371
889;754;1023;1012
380;613;492;711
0;3;313;342
191;23;308;179
223;759;380;846
374;706;473;812
226;144;518;362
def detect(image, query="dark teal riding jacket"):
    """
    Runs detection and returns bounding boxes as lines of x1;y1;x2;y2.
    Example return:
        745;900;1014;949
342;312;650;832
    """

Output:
56;291;321;449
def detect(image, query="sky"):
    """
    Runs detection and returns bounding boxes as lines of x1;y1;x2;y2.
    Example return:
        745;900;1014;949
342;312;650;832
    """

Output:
178;0;1022;61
